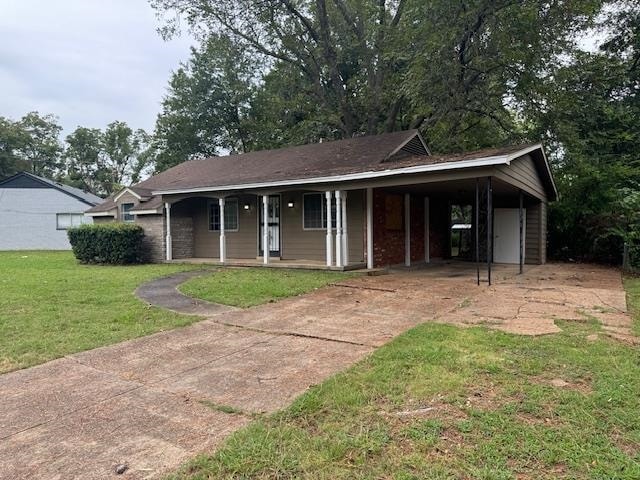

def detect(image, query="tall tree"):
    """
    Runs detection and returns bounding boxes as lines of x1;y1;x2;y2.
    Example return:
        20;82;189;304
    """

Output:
63;127;105;193
151;0;605;152
17;112;63;177
0;116;28;179
62;122;151;196
102;121;150;193
152;34;259;171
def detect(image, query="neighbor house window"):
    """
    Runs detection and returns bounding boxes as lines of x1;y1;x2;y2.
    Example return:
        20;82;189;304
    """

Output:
303;193;336;230
56;213;88;230
120;203;135;222
209;198;239;231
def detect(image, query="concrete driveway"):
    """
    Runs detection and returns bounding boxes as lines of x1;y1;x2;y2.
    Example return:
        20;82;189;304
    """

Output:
0;263;632;479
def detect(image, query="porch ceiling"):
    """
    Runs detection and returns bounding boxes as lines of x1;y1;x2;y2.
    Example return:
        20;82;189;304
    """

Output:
382;177;529;203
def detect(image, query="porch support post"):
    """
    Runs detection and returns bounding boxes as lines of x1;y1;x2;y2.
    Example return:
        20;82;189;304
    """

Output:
424;196;430;263
165;202;172;261
335;190;343;267
519;189;524;274
404;193;411;267
366;188;373;269
325;191;333;267
342;191;349;266
475;179;479;286
262;195;269;264
218;197;226;263
487;176;493;286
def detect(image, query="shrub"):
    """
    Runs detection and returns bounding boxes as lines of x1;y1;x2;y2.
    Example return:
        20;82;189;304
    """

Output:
68;223;145;264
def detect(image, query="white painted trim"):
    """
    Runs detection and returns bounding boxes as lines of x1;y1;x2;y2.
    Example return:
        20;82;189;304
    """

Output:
416;131;432;155
165;202;172;261
505;143;543;162
366;188;373;269
151;154;520;196
219;197;226;263
114;187;143;202
325;191;333;267
262;195;269;264
335;190;343;268
342;191;348;266
404;193;410;267
424;197;430;263
84;210;116;217
130;209;162;215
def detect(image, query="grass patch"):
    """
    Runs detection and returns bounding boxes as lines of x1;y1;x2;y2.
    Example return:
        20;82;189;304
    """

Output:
624;276;640;335
0;251;205;373
179;267;355;308
170;288;640;479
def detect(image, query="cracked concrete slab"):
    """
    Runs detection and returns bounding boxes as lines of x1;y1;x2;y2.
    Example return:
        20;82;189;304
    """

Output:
0;262;634;479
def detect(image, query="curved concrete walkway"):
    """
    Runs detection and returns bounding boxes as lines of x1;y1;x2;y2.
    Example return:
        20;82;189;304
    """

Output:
0;263;633;480
135;270;237;316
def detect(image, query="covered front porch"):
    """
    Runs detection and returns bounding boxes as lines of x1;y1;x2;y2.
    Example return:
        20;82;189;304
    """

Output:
159;174;547;282
162;188;367;270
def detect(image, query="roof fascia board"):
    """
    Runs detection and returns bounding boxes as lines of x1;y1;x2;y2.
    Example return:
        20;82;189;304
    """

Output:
113;187;142;202
152;154;510;196
1;171;99;206
416;131;432;155
505;143;558;201
85;210;116;217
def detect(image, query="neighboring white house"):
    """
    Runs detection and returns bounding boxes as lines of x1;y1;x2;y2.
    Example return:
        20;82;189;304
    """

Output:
0;172;102;250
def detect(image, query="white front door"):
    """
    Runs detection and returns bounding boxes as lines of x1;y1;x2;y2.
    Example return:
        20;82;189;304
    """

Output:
493;208;525;264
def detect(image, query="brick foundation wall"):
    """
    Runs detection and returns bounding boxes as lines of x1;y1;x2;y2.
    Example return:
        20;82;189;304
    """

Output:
372;190;405;267
171;216;194;259
372;191;452;267
136;215;166;263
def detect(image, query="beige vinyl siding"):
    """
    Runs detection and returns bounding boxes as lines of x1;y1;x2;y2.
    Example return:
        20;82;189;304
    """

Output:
281;191;325;261
525;201;547;265
494;155;547;201
346;190;365;262
192;195;258;258
280;189;365;262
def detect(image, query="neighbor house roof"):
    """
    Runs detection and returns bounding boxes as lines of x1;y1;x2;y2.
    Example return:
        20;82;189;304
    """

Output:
86;129;556;215
0;171;102;206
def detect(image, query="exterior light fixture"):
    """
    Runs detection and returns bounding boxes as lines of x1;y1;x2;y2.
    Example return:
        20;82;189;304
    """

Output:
287;201;295;208
243;204;250;210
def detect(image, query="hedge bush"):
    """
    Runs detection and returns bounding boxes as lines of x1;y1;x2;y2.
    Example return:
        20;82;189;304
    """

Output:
68;223;145;264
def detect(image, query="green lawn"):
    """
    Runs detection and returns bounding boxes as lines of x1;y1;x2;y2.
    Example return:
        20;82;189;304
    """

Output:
0;253;355;374
0;251;206;373
172;282;640;479
625;276;640;336
180;267;353;308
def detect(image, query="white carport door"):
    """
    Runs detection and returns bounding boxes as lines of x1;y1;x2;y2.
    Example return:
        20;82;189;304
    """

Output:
493;208;525;264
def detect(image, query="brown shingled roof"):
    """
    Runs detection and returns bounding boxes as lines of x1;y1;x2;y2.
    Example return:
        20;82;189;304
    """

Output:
135;130;425;192
87;130;552;214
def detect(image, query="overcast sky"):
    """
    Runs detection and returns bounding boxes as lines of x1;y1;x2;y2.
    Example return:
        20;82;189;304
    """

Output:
0;0;193;136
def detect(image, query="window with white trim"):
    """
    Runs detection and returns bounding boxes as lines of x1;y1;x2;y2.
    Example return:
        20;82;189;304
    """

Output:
120;203;135;222
303;193;336;229
209;198;239;231
56;213;88;230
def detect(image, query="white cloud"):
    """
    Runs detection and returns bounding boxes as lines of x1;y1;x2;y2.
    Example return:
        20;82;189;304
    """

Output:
0;0;193;135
